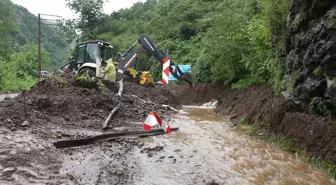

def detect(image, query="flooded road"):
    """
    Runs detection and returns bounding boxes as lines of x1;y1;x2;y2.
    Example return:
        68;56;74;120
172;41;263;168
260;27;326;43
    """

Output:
132;106;336;185
1;101;335;185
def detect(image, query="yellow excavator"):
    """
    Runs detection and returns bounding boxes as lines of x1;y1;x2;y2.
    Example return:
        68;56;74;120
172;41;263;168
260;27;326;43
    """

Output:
61;35;192;86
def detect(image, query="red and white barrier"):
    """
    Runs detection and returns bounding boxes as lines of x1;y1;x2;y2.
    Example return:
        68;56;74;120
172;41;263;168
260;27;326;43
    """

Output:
162;58;170;85
143;111;171;134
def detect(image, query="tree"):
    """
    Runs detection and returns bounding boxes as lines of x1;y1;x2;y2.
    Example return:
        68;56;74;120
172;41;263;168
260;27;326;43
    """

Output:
0;0;18;60
64;0;107;41
0;43;49;90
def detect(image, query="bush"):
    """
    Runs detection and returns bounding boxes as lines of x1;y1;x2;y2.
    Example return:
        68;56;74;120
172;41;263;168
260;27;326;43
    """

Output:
308;97;331;117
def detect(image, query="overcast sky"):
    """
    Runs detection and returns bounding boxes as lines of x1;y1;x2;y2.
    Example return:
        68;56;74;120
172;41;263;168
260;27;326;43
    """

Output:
11;0;146;19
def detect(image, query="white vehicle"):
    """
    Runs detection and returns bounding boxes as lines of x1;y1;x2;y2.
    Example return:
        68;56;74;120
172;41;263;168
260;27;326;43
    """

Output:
40;71;49;78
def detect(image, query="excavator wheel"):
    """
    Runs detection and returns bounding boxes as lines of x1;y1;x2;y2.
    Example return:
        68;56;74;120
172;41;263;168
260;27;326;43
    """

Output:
77;67;96;78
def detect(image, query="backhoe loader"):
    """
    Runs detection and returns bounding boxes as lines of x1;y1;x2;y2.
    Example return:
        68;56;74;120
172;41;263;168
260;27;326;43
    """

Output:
61;35;192;86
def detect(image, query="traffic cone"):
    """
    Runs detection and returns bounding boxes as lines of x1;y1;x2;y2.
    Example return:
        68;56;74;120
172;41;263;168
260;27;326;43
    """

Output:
143;112;171;134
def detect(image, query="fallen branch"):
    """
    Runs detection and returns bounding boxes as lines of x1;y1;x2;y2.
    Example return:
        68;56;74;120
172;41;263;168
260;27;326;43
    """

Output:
102;103;120;129
54;127;179;149
103;79;124;129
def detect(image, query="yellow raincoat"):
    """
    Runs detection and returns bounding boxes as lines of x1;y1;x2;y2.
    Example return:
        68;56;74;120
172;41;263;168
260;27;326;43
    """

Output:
103;58;116;82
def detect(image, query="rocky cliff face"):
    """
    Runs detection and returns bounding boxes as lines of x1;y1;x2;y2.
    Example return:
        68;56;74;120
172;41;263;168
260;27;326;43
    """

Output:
285;0;336;114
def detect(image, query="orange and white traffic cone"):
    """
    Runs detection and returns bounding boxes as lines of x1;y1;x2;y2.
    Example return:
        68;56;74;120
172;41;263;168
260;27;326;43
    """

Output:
143;112;171;134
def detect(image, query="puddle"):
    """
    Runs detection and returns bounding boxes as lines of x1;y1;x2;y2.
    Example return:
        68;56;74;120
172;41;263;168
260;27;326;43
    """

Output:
131;106;336;185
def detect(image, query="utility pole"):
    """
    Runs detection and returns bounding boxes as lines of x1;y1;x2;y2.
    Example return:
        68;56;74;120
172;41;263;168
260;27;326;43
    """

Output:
38;14;41;78
37;13;62;78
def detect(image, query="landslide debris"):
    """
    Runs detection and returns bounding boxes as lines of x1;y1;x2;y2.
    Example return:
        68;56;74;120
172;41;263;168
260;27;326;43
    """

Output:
0;75;181;185
163;83;224;105
0;75;180;130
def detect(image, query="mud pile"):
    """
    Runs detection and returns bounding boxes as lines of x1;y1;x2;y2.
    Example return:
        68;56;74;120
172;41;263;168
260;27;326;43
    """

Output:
163;83;224;105
0;75;183;185
0;76;180;131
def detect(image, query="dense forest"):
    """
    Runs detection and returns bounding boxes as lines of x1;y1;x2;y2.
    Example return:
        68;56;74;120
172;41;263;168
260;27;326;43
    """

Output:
0;0;70;90
65;0;288;93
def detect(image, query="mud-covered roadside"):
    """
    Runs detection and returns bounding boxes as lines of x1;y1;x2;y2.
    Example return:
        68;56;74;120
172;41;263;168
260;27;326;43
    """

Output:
0;76;179;184
216;85;336;165
169;83;336;165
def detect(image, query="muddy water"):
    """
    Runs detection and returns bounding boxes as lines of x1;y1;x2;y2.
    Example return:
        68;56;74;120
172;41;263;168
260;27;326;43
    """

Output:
132;106;336;185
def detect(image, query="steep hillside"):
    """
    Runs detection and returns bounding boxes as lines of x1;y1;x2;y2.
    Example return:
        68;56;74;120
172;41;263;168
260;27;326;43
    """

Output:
11;4;70;71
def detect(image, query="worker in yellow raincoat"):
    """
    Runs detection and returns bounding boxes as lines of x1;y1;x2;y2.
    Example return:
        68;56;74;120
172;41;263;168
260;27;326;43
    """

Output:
103;58;117;82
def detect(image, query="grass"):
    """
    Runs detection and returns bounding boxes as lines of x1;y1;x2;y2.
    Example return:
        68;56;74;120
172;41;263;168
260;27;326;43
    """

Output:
285;71;299;95
309;157;336;179
237;118;258;135
236;118;336;179
267;134;296;153
313;65;322;77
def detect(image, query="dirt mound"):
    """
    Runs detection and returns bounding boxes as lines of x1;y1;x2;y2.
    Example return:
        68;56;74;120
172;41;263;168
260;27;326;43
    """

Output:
0;76;180;131
0;75;182;184
124;82;180;107
163;84;224;105
215;84;336;164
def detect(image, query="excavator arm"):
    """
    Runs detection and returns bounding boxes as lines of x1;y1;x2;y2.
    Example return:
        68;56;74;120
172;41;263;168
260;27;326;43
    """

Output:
116;35;192;85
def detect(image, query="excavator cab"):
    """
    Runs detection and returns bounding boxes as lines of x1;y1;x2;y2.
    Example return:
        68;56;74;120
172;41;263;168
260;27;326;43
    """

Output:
74;40;114;78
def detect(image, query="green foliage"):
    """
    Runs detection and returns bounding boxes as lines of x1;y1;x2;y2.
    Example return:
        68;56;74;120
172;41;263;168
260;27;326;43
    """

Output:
268;57;284;96
0;0;18;60
237;118;257;135
0;43;49;90
313;65;322;77
260;0;289;57
268;134;295;153
308;97;332;117
0;1;70;91
10;3;70;71
74;71;102;90
231;76;265;89
285;71;299;95
64;0;107;41
62;0;289;89
309;157;336;179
